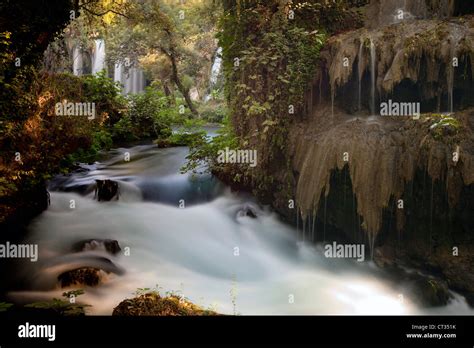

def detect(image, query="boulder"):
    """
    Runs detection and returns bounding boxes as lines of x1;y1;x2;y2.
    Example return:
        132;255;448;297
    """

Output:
405;275;453;307
112;292;220;316
72;239;121;255
94;179;119;201
236;203;259;219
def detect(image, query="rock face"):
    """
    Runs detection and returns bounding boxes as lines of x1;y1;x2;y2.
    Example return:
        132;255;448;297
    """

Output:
409;278;453;307
281;3;474;297
384;267;454;307
291;109;474;240
316;16;474;116
221;1;474;300
112;293;219;316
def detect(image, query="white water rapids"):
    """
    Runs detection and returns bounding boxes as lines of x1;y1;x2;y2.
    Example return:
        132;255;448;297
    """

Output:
7;145;473;315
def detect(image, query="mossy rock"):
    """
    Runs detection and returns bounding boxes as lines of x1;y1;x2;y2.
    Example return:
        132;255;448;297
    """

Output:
112;293;220;316
72;239;121;255
407;277;453;307
58;267;104;288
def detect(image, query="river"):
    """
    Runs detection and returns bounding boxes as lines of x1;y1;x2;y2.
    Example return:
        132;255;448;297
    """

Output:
7;144;473;315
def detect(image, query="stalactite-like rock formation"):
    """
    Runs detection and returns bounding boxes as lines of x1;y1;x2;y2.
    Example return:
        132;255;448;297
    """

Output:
293;7;474;241
270;3;474;295
291;108;473;238
318;16;474;116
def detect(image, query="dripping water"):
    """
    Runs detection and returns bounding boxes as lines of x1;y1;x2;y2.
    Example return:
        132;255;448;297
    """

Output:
358;39;364;111
370;38;376;115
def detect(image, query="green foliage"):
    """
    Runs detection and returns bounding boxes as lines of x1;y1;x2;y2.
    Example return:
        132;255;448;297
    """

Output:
216;2;327;194
133;284;163;296
198;101;228;123
0;68;128;223
24;289;90;316
0;302;13;312
168;118;206;146
429;114;461;142
82;70;126;125
115;86;181;141
181;117;238;174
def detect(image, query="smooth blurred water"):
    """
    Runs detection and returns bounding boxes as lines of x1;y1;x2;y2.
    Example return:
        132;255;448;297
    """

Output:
8;145;474;315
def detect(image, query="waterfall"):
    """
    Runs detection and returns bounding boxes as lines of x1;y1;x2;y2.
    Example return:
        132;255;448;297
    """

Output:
114;62;122;84
114;63;146;95
448;61;454;114
210;47;222;87
370;38;376;115
204;47;223;102
72;46;83;76
358;39;364;111
91;39;106;74
447;39;457;113
331;89;335;118
126;67;145;94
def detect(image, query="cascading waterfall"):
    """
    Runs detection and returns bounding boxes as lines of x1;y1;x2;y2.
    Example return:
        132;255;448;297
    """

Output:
358;39;364;111
447;40;456;113
204;47;223;102
71;38;146;94
113;63;146;95
448;61;454;113
114;62;122;84
209;47;222;87
91;39;106;74
370;38;376;115
72;46;83;76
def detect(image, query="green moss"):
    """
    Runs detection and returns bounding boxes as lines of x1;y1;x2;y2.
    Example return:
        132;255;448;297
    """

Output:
112;291;220;316
429;114;461;141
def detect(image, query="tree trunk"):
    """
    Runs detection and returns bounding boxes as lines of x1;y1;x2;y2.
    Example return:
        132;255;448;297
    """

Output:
162;81;175;106
169;52;199;117
161;45;199;117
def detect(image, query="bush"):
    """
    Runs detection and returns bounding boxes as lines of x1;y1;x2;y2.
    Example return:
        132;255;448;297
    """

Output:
82;70;126;125
120;87;177;140
168;118;207;146
199;101;227;124
181;116;238;174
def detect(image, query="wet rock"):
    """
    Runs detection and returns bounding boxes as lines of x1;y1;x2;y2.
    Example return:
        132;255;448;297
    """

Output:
112;292;220;316
58;267;105;288
237;204;259;219
437;248;474;295
94;179;119;201
373;245;397;268
405;275;453;307
72;239;121;255
462;293;474;308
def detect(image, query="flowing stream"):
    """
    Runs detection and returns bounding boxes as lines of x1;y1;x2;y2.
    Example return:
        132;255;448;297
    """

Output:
7;143;474;315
